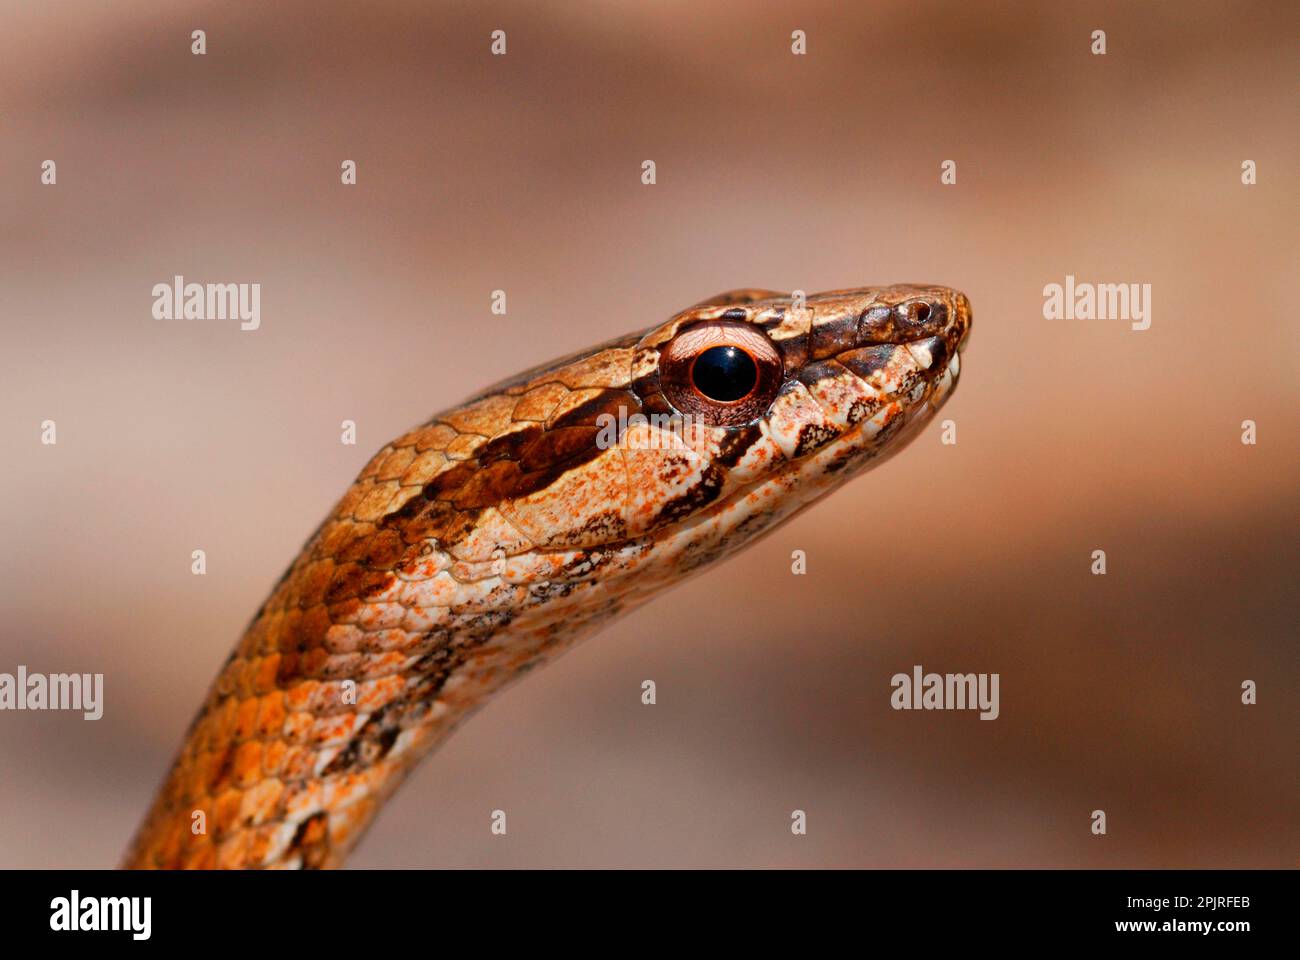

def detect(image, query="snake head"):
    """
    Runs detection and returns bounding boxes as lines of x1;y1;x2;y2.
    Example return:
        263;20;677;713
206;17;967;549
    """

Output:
425;285;970;560
607;285;972;546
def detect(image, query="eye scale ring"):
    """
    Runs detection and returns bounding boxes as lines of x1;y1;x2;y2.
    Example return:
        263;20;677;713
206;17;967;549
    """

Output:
658;320;784;426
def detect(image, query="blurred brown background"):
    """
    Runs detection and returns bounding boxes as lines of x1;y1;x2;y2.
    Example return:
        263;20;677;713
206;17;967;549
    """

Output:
1;1;1296;868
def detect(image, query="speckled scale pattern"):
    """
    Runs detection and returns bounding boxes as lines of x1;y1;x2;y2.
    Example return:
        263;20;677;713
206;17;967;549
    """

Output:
123;285;971;869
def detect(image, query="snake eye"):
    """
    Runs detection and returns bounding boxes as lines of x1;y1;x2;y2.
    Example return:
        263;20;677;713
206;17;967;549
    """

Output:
691;345;758;402
658;321;784;426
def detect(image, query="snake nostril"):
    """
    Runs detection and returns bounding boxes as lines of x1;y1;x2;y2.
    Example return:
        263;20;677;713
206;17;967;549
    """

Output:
897;300;939;327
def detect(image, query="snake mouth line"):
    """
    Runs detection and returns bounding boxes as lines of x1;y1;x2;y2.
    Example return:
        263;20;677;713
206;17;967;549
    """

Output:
597;345;960;550
820;331;962;397
540;331;967;557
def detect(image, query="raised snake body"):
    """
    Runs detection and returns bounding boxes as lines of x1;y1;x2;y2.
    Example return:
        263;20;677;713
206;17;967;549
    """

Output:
123;285;972;868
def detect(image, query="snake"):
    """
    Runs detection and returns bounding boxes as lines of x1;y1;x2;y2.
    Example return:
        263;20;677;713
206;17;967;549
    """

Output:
123;284;972;868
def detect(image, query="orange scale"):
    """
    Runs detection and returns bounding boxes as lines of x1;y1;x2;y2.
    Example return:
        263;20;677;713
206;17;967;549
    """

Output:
283;679;320;712
320;651;363;679
306;680;351;713
157;820;184;867
280;780;326;820
329;795;377;852
418;571;460;606
261;739;289;778
359;650;409;678
356;674;406;711
232;697;260;740
180;839;216;870
232;740;265;789
209;697;240;746
215;831;255;869
353;602;405;631
211;787;245;836
298;646;330;677
365;628;411;652
324;623;365;654
279;746;318;782
307;712;363;747
183;761;210;807
395;555;446;582
251;655;281;696
281;709;315;741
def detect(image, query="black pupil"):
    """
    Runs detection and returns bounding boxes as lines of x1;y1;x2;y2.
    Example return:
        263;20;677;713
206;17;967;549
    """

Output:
692;345;758;402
